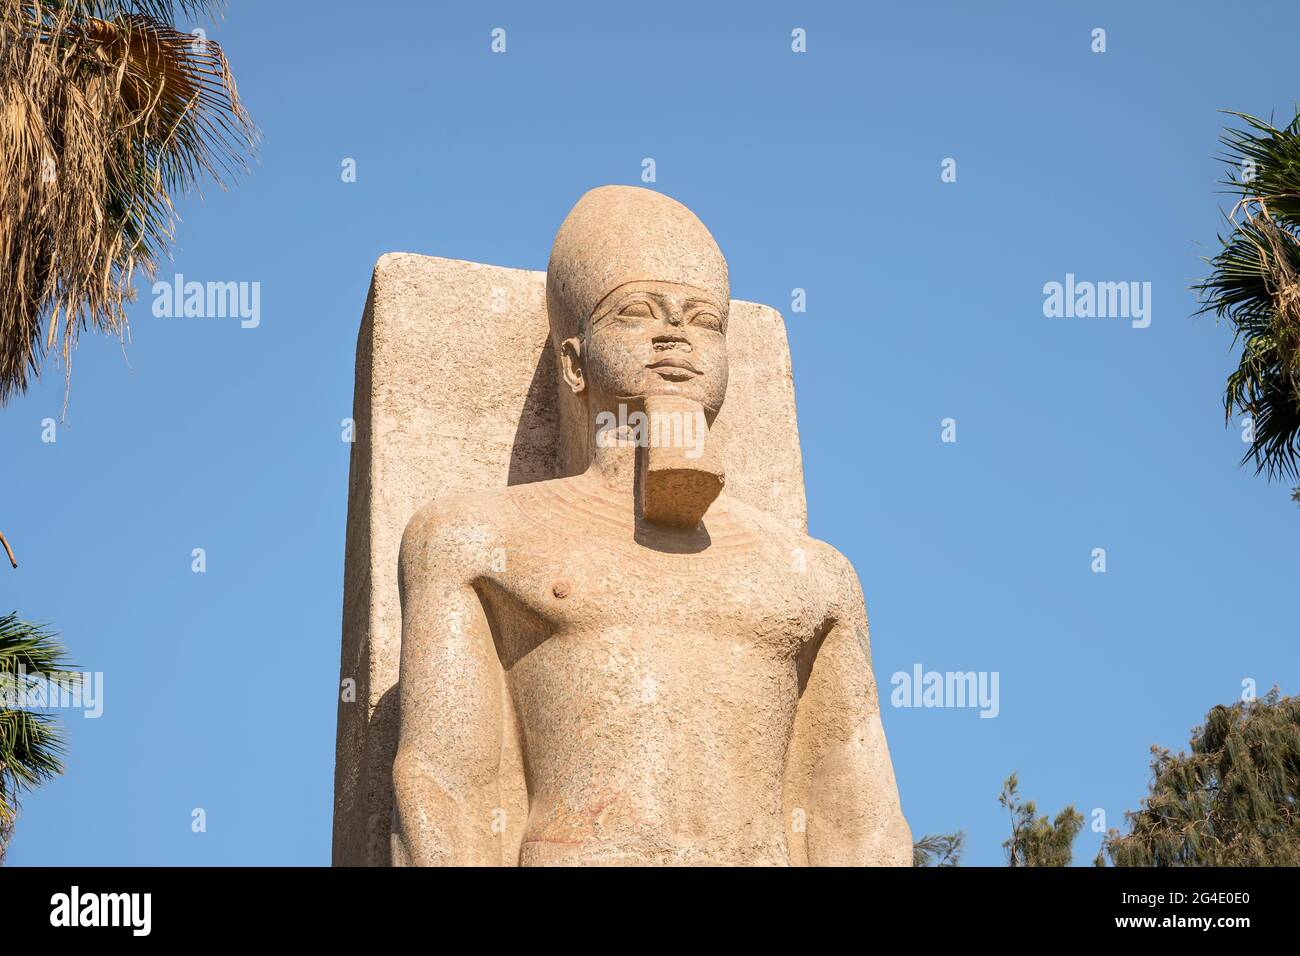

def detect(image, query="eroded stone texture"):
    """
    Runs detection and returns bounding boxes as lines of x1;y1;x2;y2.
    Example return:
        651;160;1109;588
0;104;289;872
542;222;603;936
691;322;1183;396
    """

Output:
334;186;908;866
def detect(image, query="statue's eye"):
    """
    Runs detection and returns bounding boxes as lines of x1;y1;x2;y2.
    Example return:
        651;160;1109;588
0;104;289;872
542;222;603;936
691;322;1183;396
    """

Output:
617;300;654;319
689;310;722;332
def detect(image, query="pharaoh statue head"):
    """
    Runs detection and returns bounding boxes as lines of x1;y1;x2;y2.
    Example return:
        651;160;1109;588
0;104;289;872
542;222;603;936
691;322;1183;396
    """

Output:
545;186;732;522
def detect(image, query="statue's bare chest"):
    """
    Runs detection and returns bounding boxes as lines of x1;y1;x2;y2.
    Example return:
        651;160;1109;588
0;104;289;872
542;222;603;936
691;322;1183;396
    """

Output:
479;484;833;659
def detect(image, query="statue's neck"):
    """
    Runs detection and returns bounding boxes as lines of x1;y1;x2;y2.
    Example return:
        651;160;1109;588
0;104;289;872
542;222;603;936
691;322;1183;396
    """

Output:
588;437;637;494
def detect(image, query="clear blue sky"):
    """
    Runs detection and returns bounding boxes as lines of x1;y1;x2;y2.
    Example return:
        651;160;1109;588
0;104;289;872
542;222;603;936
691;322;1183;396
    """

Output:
3;0;1297;866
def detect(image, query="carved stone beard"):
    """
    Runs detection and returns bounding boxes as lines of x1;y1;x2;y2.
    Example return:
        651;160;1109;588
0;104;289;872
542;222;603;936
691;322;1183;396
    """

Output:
633;395;725;528
579;390;726;531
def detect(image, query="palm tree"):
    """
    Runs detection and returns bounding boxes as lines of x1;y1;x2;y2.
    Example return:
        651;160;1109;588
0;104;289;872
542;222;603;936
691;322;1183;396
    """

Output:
1196;111;1300;496
0;613;82;864
0;0;256;406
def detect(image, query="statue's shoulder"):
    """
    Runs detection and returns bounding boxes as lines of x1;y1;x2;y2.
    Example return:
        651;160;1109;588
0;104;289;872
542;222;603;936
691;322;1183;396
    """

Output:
716;496;844;558
403;487;506;535
716;494;799;540
399;477;577;562
720;495;863;595
399;487;515;577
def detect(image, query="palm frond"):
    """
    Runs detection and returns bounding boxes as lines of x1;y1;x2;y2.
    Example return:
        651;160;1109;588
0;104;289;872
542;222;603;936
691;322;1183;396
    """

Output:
1215;110;1300;223
0;710;66;795
0;0;257;406
1196;110;1300;481
0;611;80;680
0;612;79;823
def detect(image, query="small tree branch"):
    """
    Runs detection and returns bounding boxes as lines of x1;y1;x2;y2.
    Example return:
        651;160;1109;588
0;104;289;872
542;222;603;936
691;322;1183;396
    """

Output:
0;531;16;569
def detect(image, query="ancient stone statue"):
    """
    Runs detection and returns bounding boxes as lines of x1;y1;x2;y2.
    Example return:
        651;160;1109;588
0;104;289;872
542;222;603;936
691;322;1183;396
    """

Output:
380;186;910;866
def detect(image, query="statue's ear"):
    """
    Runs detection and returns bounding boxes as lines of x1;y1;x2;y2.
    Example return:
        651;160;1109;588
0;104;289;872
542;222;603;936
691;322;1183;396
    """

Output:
560;336;585;394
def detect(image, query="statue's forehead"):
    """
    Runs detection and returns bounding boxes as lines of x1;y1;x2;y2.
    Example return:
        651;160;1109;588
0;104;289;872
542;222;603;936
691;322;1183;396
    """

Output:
592;279;725;315
613;280;718;300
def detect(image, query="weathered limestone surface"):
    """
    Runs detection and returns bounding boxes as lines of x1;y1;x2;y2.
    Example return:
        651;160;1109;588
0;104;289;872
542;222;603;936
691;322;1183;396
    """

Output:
334;259;809;866
334;186;908;866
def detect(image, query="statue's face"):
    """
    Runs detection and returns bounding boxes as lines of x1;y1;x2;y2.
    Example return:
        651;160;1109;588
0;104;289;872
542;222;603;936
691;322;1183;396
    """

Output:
563;280;728;414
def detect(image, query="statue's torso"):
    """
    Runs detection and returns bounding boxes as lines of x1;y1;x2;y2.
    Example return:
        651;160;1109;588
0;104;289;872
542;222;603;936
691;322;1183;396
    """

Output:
465;476;843;866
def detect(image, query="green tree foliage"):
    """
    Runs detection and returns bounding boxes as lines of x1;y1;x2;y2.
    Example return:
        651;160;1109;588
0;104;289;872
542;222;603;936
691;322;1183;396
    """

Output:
0;613;82;864
999;772;1084;866
1195;111;1300;491
912;831;964;867
1099;688;1300;866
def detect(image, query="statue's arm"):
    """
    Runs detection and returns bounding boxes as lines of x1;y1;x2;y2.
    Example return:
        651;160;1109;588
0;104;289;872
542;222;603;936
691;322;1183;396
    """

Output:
792;551;911;866
391;502;503;866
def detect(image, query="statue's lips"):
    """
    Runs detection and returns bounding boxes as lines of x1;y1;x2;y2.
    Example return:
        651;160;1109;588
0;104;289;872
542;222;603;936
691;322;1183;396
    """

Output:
646;356;701;375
